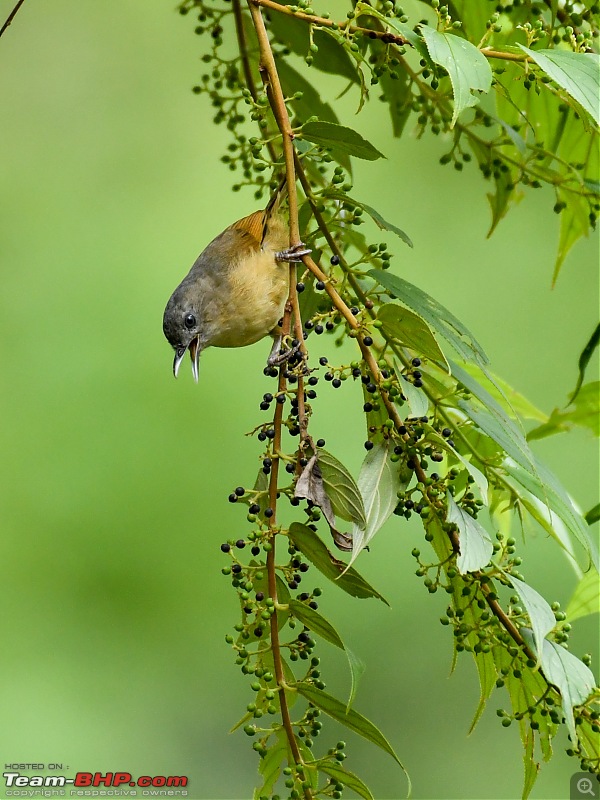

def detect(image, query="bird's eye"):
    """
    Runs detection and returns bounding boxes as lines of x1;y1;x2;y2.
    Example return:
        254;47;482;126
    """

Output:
184;313;196;330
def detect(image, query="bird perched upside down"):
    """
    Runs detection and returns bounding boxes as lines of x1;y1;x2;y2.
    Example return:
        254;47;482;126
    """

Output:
163;187;310;381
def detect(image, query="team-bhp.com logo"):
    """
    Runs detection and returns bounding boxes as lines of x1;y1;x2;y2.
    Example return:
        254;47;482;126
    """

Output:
3;771;188;795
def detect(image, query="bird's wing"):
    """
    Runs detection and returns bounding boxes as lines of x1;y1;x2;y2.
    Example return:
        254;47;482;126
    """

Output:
227;210;267;248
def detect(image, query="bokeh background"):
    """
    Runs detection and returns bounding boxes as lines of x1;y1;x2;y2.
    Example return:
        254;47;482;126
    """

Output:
0;2;598;799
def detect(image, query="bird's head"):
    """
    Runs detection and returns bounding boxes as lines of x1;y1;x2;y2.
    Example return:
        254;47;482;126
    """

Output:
162;282;206;382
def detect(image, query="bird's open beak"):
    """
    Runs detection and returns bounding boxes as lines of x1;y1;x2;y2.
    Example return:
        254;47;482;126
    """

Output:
172;337;201;382
189;337;200;383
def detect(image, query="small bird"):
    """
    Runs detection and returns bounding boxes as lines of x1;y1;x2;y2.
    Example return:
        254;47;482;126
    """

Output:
163;186;309;381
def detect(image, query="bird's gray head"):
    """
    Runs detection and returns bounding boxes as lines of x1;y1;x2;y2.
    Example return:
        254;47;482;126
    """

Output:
162;282;205;382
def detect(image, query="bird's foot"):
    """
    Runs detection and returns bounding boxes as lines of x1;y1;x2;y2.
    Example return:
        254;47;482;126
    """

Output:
267;335;303;367
275;242;312;262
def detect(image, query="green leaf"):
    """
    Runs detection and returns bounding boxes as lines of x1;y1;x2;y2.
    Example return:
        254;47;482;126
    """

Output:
254;730;287;799
295;683;410;785
323;189;412;246
421;25;492;126
378;303;448;366
345;646;366;712
553;190;592;285
289;598;365;710
508;575;556;666
316;448;367;528
246;469;273;519
447;493;493;573
278;58;339;126
510;480;579;568
399;373;429;419
361;381;389;442
288;523;389;604
585;503;600;526
518;47;600;127
313;28;362;85
427;430;489;502
318;763;374;800
369;270;490;369
268;14;359;85
569;323;600;404
352;201;412;246
278;58;351;173
289;599;344;649
460;401;537;477
267;7;310;58
566;569;600;623
451;360;537;475
469;649;497;734
448;1;491;40
349;441;404;567
301;121;385;161
524;630;597;743
458;361;546;422
503;458;598;571
528;382;600;440
522;727;540;800
379;64;412;138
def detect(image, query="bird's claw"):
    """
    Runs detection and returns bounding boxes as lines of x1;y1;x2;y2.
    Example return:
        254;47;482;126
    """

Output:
275;242;312;262
267;340;302;367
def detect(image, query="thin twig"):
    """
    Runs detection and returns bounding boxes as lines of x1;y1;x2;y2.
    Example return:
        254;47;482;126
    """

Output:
232;0;279;164
252;0;533;62
0;0;26;39
253;0;407;45
246;2;310;792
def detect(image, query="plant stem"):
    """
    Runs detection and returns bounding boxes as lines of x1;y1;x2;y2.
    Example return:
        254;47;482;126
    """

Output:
246;3;311;793
252;0;533;62
232;0;279;164
0;0;26;38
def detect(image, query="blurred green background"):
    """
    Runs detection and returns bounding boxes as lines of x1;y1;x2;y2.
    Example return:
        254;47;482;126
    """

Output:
0;2;598;799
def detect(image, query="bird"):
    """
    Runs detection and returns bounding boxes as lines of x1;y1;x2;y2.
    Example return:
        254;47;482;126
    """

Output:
162;184;310;382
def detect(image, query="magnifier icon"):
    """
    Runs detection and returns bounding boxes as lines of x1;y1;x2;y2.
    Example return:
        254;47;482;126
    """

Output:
578;776;596;796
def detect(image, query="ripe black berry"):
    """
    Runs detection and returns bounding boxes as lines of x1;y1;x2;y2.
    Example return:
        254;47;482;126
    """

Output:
412;358;421;367
316;438;325;447
364;440;374;450
296;282;305;292
330;255;340;265
316;281;325;290
221;543;231;553
363;336;373;346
